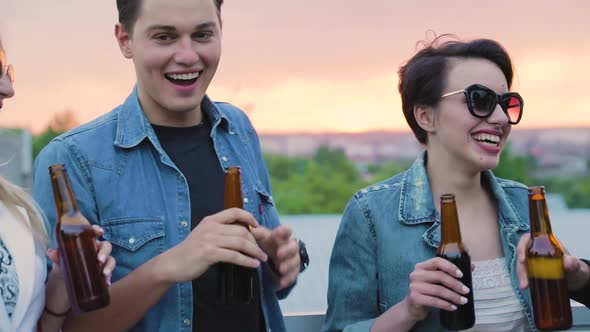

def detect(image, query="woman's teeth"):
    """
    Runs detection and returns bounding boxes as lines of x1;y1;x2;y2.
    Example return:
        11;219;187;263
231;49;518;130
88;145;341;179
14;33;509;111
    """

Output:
473;133;500;146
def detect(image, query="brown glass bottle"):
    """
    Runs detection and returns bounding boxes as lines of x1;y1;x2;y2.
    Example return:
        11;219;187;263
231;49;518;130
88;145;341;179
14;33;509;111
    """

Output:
527;186;572;331
218;167;255;305
436;194;475;330
49;164;110;313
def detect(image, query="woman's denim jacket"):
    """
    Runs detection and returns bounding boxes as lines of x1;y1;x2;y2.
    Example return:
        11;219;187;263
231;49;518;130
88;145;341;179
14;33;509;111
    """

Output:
323;152;537;332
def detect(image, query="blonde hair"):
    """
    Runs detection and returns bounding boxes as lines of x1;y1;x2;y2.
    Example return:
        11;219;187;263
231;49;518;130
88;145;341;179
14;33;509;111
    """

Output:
0;176;48;246
1;34;48;246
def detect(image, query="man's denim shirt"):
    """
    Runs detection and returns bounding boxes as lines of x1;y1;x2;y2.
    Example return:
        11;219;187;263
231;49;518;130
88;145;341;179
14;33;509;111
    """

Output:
323;152;536;332
33;87;290;332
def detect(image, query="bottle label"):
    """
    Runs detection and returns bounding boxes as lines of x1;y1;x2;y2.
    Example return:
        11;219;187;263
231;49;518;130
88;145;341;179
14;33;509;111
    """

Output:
527;257;564;279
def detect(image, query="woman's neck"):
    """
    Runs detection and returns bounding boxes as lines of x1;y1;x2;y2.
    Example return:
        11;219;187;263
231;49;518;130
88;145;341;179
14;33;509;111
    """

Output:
425;148;487;213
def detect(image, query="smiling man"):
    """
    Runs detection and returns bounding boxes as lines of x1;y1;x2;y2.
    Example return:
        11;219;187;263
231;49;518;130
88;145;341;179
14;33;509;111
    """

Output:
32;0;308;331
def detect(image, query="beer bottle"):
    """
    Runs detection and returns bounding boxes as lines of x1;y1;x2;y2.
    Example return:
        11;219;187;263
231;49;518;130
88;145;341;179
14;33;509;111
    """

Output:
527;186;572;331
436;194;475;330
49;164;110;313
218;166;255;304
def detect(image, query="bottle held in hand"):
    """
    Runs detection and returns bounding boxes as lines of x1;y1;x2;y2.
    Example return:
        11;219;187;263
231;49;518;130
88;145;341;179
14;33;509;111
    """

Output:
436;194;475;330
218;166;256;305
49;164;110;313
526;186;572;331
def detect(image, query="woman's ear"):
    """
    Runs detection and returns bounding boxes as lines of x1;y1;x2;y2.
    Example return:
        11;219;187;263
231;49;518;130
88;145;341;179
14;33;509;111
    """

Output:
414;104;436;134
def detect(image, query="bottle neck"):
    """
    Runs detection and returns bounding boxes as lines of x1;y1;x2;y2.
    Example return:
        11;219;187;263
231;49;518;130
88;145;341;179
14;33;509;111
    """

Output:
51;171;79;217
440;200;463;244
529;196;553;235
224;167;243;209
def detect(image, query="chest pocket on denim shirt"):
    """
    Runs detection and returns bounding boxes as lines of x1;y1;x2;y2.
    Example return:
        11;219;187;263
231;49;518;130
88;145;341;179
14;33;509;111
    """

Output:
255;183;278;228
102;217;166;274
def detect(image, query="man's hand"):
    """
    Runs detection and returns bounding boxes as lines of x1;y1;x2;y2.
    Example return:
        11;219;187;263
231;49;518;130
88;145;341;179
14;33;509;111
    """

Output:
158;208;268;284
517;233;590;291
252;225;300;290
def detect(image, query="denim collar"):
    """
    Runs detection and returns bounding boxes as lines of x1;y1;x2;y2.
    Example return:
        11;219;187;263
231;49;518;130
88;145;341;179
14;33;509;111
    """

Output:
114;85;231;149
398;151;528;248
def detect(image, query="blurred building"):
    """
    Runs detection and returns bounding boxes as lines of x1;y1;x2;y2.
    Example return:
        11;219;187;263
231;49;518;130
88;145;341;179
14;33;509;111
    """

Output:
0;128;33;189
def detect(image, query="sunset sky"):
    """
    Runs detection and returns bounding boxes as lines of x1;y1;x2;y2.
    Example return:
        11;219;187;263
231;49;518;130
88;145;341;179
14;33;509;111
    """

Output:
1;0;589;134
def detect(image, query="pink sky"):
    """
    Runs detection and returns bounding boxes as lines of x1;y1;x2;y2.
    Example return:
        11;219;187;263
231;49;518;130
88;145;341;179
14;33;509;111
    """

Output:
1;0;589;133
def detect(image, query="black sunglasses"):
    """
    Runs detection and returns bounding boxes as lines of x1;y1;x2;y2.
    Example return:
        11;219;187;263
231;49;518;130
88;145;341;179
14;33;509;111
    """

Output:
441;84;523;125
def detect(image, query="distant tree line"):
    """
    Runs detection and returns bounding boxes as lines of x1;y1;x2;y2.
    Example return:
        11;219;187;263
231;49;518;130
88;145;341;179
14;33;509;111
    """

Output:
264;147;367;215
32;112;590;213
32;110;78;158
266;144;590;214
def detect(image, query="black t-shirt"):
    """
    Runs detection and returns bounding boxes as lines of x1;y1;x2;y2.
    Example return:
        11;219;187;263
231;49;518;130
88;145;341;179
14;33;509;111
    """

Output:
152;116;265;332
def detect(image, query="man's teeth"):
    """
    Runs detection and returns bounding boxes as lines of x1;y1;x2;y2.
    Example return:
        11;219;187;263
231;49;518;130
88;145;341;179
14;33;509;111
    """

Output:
473;133;500;145
166;72;199;80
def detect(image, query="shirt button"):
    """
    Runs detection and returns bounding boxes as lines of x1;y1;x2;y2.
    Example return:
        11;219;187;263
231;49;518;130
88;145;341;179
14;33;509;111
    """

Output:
243;197;249;203
183;319;191;326
128;237;136;245
181;220;189;228
222;156;228;162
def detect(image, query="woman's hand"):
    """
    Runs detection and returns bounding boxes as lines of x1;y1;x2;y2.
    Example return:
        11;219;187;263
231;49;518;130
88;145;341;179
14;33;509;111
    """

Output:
47;225;116;286
42;224;116;329
402;257;471;321
372;257;473;332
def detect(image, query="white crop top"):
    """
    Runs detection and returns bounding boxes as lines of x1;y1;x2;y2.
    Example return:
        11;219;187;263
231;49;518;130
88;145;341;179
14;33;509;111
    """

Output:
462;257;531;332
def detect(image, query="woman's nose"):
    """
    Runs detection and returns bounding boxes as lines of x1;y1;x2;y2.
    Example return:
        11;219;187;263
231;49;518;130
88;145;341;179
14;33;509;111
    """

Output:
0;74;15;100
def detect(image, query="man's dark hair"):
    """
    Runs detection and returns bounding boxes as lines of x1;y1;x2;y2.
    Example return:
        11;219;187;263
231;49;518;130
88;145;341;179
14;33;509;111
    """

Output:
116;0;224;33
398;35;514;144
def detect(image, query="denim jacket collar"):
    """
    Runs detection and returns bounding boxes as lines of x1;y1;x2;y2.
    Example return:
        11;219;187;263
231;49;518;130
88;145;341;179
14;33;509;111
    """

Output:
399;151;528;249
398;151;440;248
114;86;232;150
484;169;530;231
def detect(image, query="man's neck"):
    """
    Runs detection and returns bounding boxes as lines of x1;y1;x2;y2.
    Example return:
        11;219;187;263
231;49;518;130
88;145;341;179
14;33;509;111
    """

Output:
137;88;203;127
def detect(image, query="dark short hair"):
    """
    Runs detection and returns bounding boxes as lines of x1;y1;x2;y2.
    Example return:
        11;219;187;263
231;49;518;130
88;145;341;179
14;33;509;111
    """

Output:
117;0;224;33
398;36;514;144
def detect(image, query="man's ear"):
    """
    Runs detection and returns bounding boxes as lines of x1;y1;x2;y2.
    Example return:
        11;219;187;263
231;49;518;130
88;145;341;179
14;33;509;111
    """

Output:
414;104;436;134
115;23;133;59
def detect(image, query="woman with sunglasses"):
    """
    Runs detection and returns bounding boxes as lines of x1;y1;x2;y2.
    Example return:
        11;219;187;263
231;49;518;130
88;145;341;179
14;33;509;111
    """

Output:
0;38;115;332
323;37;562;332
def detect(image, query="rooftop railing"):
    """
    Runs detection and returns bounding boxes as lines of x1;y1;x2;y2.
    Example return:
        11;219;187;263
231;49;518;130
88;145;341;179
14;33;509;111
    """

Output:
284;303;590;332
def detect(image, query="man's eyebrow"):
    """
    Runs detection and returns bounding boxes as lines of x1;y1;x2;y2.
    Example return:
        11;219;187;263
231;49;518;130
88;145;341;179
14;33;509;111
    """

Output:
145;22;217;32
146;24;176;32
195;22;217;30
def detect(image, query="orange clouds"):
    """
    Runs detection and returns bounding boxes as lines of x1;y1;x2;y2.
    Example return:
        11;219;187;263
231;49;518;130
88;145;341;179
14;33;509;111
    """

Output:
0;1;589;134
515;49;590;128
210;74;404;133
